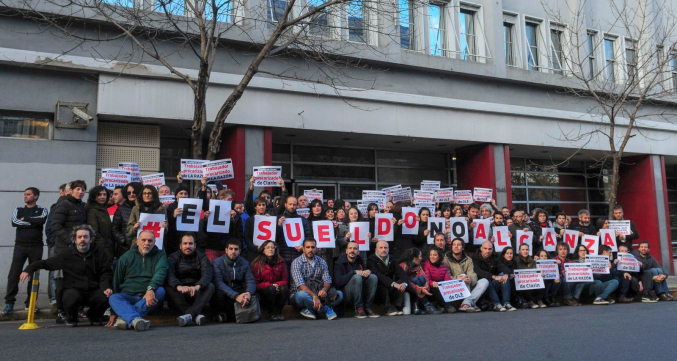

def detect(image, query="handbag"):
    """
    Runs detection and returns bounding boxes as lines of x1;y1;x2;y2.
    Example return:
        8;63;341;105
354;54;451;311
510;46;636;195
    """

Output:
234;294;261;324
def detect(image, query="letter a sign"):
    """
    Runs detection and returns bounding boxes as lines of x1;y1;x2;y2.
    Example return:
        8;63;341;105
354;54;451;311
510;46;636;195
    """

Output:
253;215;277;246
283;218;304;247
542;228;557;252
473;219;491;245
599;229;618;252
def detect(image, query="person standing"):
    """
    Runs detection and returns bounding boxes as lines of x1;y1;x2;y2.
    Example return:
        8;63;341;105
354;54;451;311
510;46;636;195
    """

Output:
44;183;68;313
3;187;48;315
612;205;640;251
86;186;114;259
112;182;141;258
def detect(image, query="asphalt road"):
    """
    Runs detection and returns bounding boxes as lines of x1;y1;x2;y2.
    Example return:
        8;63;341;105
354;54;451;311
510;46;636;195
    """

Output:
2;302;676;361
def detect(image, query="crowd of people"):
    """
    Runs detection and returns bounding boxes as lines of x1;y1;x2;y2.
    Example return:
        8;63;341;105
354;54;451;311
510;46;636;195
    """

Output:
4;173;674;331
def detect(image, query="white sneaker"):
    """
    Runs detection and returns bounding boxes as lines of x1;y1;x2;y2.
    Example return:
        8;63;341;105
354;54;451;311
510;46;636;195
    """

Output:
195;314;206;326
114;318;128;330
504;303;516;312
593;297;609;305
177;314;192;327
132;318;151;332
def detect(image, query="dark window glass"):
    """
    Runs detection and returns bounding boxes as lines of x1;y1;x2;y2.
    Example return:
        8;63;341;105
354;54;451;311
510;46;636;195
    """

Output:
296;184;337;200
526;159;557;172
512;188;527;201
272;144;290;162
589;203;610;217
586;175;612;189
160;137;191;180
510;158;525;171
378;168;448;184
294;145;374;164
511;203;528;212
527;188;586;202
273;162;291;180
0;115;49;139
666;177;676;190
665;165;676;178
511;172;525;186
294;164;375;181
377;150;446;168
588;189;611;202
340;184;371;200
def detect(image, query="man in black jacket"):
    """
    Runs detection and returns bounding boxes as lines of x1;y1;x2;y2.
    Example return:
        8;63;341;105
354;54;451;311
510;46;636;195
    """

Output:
334;241;378;319
472;241;511;311
632;241;675;302
44;183;68;313
570;209;597;244
165;233;215;327
3;187;48;316
367;240;407;316
21;225;113;326
612;205;640;251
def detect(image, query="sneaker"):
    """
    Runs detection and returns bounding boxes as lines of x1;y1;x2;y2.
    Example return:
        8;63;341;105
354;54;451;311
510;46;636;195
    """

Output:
396;310;404;315
537;301;546;308
425;303;443;315
493;304;506;312
504;303;516;312
354;307;367;319
364;308;380;318
445;305;457;313
412;306;426;315
658;293;670;302
385;306;398;316
618;296;633;303
325;307;337;320
195;314;206;326
593;297;609;305
473;305;482;312
459;303;475;313
300;308;316;320
132;318;150;332
177;314;192;327
530;302;539;309
666;294;676;301
114;318;128;330
272;314;285;321
641;293;658;303
608;299;616;305
2;304;13;315
217;313;228;323
56;311;67;324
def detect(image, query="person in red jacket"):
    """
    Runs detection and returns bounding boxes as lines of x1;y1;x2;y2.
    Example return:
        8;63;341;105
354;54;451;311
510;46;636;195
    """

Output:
422;247;455;313
251;240;288;321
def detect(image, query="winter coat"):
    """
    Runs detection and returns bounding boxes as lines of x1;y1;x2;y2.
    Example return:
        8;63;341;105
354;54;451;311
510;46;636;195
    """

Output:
422;260;451;283
398;262;429;293
86;203;114;258
443;251;478;287
113;245;168;295
514;255;536;270
212;255;256;299
333;254;367;290
24;242;112;291
251;257;288;291
367;253;407;288
51;195;87;251
391;213;413;259
45;200;63;247
112;201;135;257
12;204;48;246
631;250;662;271
472;252;511;280
126;201;168;240
166;250;213;288
275;211;312;263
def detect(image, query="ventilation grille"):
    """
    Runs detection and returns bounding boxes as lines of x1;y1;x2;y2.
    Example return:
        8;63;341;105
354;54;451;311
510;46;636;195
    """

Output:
98;123;160;148
96;146;159;171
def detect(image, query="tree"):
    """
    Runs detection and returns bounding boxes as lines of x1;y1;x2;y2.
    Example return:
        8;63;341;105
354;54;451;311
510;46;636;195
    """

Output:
541;0;677;219
2;0;418;159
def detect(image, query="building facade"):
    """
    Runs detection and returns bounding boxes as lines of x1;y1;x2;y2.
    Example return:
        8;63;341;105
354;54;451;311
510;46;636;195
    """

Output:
0;0;676;295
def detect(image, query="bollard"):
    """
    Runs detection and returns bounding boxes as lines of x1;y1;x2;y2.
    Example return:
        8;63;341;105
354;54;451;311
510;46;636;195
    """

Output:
19;270;40;330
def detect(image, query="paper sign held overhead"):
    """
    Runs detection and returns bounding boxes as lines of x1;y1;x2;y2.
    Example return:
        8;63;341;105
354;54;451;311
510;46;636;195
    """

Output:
101;168;131;190
119;162;141;182
296;208;310;219
304;190;323;203
473;187;493;202
414;190;435;204
420;180;441;192
181;159;207;180
252;166;281;187
608;220;631;236
142;173;165;189
454;190;473;204
434;188;454;203
202;159;234;181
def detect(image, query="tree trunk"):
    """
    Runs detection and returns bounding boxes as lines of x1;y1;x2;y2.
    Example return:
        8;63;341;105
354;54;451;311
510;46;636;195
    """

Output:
607;155;620;220
190;62;211;159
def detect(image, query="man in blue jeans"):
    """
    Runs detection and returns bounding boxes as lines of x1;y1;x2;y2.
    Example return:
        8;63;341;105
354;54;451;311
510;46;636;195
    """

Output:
333;241;378;319
290;239;343;320
109;230;168;331
633;240;675;302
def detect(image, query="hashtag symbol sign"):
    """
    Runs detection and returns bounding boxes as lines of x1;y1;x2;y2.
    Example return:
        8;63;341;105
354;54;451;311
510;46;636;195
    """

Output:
142;222;162;238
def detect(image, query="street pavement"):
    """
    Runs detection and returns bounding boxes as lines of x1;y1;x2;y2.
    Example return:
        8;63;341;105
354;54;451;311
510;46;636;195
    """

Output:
1;301;676;361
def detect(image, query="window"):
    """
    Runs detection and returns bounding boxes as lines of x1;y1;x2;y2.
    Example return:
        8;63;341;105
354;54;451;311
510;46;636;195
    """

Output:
155;0;185;15
459;8;476;61
604;37;616;82
550;28;563;74
504;22;515;66
267;0;288;23
348;1;366;42
625;40;637;83
671;52;677;90
206;0;234;22
526;22;539;71
0;115;49;139
587;32;596;79
399;0;413;49
308;0;329;37
429;3;444;56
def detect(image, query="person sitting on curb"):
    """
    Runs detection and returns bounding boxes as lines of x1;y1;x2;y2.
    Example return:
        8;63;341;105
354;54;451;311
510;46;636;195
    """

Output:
334;241;379;319
211;239;257;323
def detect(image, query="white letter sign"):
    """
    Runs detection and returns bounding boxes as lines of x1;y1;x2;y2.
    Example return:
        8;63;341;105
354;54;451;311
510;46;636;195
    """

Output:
401;207;419;235
283;218;304;247
176;198;203;232
350;222;370;251
138;213;166;250
253;215;276;246
375;213;394;241
493;226;510;252
207;200;231;233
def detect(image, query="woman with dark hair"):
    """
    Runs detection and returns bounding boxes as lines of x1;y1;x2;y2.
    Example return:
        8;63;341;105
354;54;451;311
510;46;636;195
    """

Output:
514;244;545;309
390;202;412;259
529;209;550;255
571;245;609;305
367;203;379;251
86;186;114;257
335;208;346;224
440;204;452;241
127;184;168;240
415;207;431;249
497;247;517;311
251;240;288;321
324;207;335;221
398;248;442;315
308;199;334;271
243;197;269;262
340;206;371;261
422;247;454;313
111;182;142;257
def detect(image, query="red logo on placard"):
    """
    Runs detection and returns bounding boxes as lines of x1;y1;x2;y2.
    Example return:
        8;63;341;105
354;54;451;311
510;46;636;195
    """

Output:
142;222;162;238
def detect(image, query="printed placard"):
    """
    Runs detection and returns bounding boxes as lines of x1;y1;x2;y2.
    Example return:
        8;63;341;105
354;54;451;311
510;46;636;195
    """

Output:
434;188;454;203
536;259;559;280
473;219;491;245
617;253;640;272
350;222;370;251
252;166;281;187
586;255;610;274
516;230;534;255
207;200;231;233
101;168;131;190
375;213;394;241
563;230;579;254
118;162;141;182
608;220;631;236
427;217;445;244
159;195;175;205
542;228;557;252
416;202;436;210
493;226;510;252
582;235;599;255
296;208;310;219
454;190;473;205
142;173;165;189
363;191;387;210
282;218;304;247
599;229;618;252
414;190;435;204
313;220;335;249
391;187;412;203
304;190;323;203
180;159;207;180
420;180;441;192
176;198;203;232
564;263;594;282
137;213;166;250
202;159;234;181
401;207;419;235
382;185;402;198
514;269;545;290
449;217;469;244
356;202;368;219
437;280;471;302
253;215;277;246
473;187;493;202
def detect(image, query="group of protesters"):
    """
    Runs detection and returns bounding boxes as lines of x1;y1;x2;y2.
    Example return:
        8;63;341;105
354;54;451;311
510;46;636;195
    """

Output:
4;172;673;331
